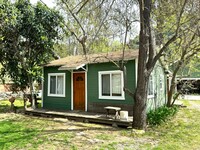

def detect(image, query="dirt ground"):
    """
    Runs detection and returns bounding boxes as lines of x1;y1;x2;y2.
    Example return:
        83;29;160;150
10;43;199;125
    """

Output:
1;100;200;149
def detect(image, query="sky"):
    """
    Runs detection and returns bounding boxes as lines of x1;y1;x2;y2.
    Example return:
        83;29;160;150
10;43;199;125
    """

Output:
30;0;55;8
29;0;139;40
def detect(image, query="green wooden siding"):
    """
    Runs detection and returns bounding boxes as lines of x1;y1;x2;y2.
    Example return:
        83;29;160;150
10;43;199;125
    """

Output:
42;59;167;113
146;63;167;111
87;60;136;105
43;66;71;110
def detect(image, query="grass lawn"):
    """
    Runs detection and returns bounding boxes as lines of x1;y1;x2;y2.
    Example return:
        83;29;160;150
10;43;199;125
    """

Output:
0;99;200;150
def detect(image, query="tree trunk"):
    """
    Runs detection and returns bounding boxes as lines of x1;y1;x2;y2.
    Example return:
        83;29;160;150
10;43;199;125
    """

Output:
167;60;183;107
132;32;149;128
132;0;152;130
28;77;36;109
132;31;149;129
133;78;148;129
167;77;176;107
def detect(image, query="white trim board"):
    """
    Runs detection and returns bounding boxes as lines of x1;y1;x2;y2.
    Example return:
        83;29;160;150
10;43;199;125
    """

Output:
41;67;44;108
135;58;138;87
71;71;73;110
85;71;88;111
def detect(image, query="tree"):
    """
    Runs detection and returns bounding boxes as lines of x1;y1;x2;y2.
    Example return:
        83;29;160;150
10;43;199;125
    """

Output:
153;0;200;107
0;0;63;108
56;0;140;55
56;0;115;55
133;0;199;129
165;29;200;106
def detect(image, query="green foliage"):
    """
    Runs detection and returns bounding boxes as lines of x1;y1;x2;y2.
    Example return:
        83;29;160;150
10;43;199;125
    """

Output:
147;105;179;126
0;0;63;90
128;36;139;49
53;43;69;58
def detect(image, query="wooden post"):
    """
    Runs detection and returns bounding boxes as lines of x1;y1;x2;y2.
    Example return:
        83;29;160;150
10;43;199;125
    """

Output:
9;96;16;112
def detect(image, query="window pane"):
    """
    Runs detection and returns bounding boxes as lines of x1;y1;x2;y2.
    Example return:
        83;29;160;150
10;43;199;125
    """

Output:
148;75;153;95
57;75;64;94
102;74;110;96
112;73;122;96
160;75;163;90
50;76;56;94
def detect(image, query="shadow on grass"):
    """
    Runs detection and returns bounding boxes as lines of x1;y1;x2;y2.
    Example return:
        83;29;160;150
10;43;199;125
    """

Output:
42;126;119;134
0;105;10;113
0;118;118;149
27;115;122;131
0;105;25;114
0;120;39;149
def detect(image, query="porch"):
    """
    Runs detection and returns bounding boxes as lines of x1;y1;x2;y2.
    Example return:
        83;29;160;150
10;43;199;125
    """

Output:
25;108;133;128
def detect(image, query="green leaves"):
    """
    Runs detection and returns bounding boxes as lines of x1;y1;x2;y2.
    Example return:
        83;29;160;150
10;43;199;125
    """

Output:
0;0;63;90
147;106;179;126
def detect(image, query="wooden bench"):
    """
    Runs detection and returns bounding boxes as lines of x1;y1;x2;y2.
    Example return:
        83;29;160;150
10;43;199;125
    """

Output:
104;106;121;119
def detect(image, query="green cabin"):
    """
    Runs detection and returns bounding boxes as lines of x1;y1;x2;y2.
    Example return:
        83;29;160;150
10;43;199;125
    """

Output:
42;50;166;115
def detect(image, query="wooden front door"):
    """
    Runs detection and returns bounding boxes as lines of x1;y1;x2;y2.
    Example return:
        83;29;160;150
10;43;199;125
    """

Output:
73;73;85;111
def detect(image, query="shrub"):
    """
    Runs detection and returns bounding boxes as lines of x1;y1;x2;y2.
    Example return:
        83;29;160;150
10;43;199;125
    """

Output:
147;105;179;126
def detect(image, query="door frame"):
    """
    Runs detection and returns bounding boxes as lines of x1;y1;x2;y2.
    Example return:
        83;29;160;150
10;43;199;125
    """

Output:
71;71;87;111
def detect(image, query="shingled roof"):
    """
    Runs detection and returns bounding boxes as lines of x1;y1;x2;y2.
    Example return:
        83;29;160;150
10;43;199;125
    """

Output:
45;50;138;70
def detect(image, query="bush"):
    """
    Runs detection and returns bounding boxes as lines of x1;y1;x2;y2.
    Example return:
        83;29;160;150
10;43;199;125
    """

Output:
147;105;179;126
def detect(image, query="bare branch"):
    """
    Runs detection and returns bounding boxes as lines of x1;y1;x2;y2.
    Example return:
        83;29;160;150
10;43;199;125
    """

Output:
76;0;89;15
88;0;116;50
61;0;86;35
71;1;83;12
124;87;134;97
152;0;188;67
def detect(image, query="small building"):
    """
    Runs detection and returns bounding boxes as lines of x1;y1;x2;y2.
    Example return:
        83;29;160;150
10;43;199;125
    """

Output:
42;50;166;115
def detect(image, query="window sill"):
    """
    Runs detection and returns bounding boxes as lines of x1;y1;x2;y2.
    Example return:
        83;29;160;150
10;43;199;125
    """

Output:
48;94;65;97
147;95;154;99
99;96;125;100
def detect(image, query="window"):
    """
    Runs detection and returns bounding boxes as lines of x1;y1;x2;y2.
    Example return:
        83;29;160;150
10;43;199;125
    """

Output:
148;74;154;98
159;75;164;91
98;70;124;100
48;73;65;97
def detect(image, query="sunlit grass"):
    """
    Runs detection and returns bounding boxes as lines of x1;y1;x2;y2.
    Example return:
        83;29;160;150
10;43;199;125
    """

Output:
0;99;200;149
143;105;200;150
180;100;191;106
0;98;41;112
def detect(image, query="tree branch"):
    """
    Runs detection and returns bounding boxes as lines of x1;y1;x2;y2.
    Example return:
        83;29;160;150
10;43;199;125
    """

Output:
61;0;86;35
75;0;89;15
152;0;188;67
124;87;134;97
88;0;115;51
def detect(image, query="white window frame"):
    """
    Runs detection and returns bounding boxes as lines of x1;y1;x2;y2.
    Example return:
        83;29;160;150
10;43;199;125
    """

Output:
48;73;65;97
98;70;125;100
148;74;154;99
